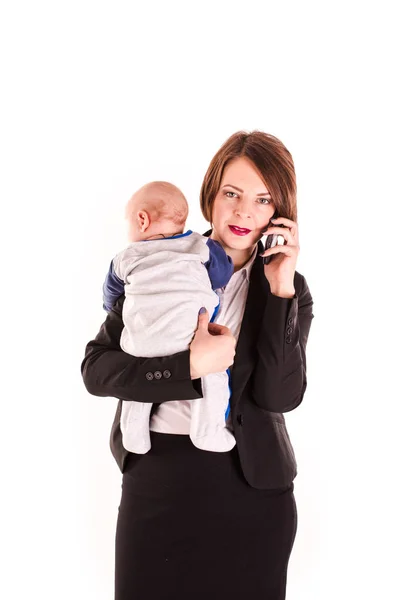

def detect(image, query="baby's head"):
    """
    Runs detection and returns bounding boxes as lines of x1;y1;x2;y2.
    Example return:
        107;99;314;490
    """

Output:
125;181;189;242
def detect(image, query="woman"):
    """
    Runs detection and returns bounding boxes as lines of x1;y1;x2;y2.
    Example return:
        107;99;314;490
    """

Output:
81;130;314;599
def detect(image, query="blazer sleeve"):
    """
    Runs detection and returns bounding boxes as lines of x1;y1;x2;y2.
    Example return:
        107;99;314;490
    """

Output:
81;295;204;403
252;273;314;412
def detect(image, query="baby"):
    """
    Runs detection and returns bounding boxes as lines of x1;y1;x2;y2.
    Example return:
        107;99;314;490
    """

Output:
103;181;236;454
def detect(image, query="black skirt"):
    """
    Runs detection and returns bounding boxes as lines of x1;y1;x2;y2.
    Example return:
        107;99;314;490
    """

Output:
115;432;297;600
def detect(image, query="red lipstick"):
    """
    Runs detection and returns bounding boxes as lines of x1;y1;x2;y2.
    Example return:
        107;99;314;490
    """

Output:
228;225;251;236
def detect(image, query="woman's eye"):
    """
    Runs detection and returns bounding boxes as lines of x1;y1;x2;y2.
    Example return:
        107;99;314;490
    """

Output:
224;191;271;205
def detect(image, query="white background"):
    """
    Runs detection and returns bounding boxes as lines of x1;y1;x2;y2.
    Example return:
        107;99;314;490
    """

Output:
1;1;399;598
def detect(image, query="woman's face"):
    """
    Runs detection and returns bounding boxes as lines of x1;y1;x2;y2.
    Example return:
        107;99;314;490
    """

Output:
210;157;276;269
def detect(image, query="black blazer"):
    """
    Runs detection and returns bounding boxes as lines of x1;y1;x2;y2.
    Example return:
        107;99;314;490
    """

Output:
81;232;314;489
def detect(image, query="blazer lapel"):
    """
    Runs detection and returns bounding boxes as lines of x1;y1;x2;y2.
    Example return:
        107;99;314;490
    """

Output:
202;229;269;409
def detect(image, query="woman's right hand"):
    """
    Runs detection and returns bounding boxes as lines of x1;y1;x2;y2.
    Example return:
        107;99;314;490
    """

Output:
189;308;237;379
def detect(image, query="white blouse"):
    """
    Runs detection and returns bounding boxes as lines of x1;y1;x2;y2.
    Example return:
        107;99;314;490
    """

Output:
149;244;258;435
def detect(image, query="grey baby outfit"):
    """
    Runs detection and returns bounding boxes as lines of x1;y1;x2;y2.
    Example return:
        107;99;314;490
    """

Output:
107;229;236;453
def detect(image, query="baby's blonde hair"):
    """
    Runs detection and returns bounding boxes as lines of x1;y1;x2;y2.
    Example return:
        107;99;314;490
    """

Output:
125;181;189;228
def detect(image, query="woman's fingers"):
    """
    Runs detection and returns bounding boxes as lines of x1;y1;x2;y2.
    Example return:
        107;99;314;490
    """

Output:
261;226;294;245
208;322;232;337
262;227;290;245
268;216;298;231
262;218;299;243
260;244;299;259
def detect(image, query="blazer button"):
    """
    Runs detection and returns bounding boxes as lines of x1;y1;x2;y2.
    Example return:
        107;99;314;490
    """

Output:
163;370;171;379
286;326;293;334
145;372;154;381
288;317;293;325
237;414;244;426
285;336;292;344
154;371;162;379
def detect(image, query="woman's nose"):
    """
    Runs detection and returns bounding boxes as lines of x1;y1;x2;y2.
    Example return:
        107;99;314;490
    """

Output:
234;197;253;217
235;204;252;218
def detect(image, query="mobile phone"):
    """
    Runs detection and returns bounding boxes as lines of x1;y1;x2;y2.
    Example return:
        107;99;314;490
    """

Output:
263;210;285;265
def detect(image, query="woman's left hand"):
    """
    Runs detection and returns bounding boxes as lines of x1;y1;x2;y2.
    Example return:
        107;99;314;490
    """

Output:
259;217;300;297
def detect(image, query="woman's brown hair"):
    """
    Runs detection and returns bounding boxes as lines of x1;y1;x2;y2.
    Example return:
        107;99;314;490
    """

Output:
200;131;297;225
